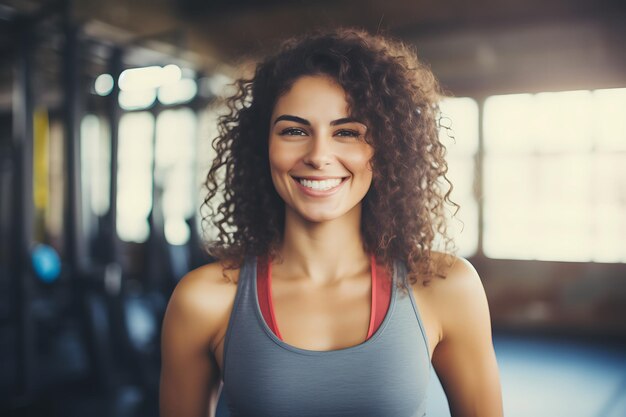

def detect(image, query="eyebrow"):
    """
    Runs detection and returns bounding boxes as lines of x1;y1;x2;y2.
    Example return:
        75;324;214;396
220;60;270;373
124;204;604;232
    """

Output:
273;114;363;126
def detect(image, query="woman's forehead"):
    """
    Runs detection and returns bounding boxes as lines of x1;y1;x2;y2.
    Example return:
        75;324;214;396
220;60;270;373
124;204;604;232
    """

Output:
271;75;353;122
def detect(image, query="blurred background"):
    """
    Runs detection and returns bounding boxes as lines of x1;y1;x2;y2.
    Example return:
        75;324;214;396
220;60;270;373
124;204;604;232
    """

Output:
1;0;625;416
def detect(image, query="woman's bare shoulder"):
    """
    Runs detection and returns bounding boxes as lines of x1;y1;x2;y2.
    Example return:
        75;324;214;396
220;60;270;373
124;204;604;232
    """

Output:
424;252;492;339
175;261;240;298
421;252;485;302
164;261;241;349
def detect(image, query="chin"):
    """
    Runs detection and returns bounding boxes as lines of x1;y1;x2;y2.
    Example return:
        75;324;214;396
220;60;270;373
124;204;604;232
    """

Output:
299;211;342;223
285;200;362;225
294;204;361;224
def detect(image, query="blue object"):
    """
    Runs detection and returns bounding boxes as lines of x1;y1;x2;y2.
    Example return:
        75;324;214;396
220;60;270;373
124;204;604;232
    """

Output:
31;243;61;283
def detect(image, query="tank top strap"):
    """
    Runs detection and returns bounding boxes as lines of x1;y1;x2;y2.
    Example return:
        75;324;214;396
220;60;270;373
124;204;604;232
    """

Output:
221;255;256;379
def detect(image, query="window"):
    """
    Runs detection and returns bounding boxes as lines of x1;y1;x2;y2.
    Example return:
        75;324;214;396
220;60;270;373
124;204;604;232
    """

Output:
155;108;197;245
81;114;111;217
117;112;154;243
80;114;111;243
483;88;626;262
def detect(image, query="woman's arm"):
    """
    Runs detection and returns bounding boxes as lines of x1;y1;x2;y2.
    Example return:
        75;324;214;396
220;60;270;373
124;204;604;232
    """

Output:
431;257;503;417
160;265;229;417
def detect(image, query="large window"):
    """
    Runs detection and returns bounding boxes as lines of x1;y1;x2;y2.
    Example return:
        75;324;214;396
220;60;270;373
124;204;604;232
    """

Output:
483;88;626;262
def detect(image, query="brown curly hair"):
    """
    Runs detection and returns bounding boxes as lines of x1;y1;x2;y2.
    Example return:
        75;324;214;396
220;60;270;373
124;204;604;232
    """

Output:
201;27;459;288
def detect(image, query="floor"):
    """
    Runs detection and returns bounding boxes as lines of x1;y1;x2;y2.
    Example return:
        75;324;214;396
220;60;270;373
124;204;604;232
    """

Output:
425;333;626;417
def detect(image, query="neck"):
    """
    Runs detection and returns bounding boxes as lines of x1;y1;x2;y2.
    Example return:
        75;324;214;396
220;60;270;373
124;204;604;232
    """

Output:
275;205;370;286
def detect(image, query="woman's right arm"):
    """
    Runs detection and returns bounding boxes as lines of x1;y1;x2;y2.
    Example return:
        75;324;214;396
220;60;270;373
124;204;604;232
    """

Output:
160;264;232;417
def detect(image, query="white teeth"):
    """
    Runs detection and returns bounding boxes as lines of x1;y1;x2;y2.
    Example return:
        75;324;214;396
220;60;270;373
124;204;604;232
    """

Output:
298;178;342;191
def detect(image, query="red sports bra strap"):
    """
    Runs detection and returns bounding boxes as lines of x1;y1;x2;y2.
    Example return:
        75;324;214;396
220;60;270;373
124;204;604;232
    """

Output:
257;255;391;342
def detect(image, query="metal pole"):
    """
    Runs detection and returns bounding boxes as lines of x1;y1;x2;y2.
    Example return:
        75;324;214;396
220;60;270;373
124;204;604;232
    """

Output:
62;19;86;274
104;47;122;264
12;23;35;399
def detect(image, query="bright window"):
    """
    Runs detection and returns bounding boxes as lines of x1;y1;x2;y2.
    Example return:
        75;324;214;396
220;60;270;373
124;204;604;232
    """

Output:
483;88;626;262
80;114;111;248
117;112;154;243
80;114;111;218
155;108;197;245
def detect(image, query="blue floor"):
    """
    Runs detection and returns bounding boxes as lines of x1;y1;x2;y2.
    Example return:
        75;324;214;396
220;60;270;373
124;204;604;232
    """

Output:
425;334;626;417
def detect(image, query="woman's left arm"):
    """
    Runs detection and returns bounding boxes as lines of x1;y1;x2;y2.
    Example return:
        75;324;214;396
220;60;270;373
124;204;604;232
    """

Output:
431;257;503;417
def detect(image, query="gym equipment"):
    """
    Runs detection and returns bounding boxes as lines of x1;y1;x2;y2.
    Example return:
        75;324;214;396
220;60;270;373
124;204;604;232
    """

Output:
30;244;61;284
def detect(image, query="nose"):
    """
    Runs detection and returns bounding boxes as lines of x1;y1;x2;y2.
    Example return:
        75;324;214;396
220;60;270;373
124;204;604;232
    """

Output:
302;133;332;169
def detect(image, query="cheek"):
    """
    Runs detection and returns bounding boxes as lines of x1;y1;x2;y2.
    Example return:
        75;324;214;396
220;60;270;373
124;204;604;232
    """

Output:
346;146;374;177
268;140;295;184
268;140;285;172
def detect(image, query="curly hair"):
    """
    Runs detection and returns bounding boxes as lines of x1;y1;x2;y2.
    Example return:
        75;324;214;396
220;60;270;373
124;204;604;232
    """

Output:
201;27;459;288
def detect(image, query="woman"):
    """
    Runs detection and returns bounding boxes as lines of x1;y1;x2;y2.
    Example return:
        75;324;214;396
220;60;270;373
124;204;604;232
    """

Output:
160;28;503;417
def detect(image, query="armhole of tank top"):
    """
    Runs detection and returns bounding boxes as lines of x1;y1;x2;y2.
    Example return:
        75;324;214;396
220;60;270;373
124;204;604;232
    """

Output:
221;256;252;383
399;259;432;369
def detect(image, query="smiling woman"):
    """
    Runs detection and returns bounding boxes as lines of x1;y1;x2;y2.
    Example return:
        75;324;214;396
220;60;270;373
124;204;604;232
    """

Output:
160;28;503;417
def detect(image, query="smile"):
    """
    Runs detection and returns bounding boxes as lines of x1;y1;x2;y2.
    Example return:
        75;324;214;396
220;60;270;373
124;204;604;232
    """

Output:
298;178;342;190
291;176;348;195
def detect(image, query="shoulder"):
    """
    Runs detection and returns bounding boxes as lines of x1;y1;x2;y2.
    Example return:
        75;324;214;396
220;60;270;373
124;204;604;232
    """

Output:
163;260;241;351
171;261;241;308
422;254;503;416
413;252;491;343
429;252;485;302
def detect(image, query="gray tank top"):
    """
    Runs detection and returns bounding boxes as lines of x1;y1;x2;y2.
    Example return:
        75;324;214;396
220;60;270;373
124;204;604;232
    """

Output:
219;256;431;417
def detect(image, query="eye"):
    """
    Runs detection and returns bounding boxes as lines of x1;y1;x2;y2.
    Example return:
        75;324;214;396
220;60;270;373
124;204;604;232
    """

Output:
279;127;308;136
335;129;362;138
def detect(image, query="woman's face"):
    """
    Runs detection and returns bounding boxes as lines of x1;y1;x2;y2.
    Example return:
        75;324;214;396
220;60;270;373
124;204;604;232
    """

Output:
268;75;374;224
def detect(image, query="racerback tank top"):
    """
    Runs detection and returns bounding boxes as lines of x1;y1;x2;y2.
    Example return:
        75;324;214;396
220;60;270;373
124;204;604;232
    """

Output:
219;256;431;417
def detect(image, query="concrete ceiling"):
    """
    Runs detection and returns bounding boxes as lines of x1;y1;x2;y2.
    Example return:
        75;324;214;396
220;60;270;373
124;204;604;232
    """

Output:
67;0;624;61
1;0;626;102
76;0;626;94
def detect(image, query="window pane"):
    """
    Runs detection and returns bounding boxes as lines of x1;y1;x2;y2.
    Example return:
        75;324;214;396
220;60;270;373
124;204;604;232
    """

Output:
158;78;197;105
591;154;626;262
80;114;111;217
439;97;479;154
156;108;197;245
117;112;154;243
484;94;534;153
484;155;534;204
593;154;626;206
593;88;626;151
534;90;593;153
484;91;595;154
593;204;626;262
119;89;157;111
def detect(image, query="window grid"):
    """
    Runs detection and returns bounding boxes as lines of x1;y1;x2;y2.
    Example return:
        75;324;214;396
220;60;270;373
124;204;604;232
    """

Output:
482;88;626;263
